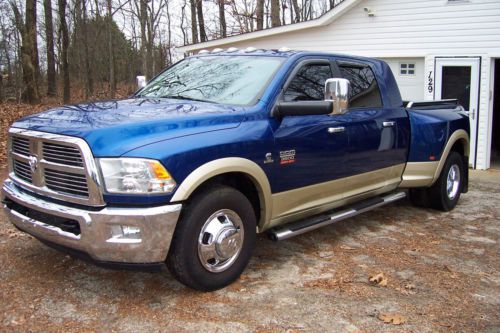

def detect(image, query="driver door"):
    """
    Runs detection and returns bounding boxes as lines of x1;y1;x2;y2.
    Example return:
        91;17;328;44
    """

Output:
271;59;348;218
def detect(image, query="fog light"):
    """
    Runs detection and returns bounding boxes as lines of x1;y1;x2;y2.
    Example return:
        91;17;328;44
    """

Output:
107;225;142;244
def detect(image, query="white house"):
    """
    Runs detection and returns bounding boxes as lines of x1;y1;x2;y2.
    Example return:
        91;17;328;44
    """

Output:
177;0;500;170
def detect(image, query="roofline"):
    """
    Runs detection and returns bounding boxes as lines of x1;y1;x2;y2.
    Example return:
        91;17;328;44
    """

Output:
176;0;361;53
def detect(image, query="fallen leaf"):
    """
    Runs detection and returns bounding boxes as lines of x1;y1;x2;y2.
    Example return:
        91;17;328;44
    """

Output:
369;273;388;287
404;283;415;290
378;312;406;325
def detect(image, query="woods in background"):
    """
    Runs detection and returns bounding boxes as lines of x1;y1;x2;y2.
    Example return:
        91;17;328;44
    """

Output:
0;0;343;104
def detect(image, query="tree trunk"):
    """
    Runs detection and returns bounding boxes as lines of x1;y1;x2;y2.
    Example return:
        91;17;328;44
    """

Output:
271;0;281;27
292;0;300;22
81;0;93;98
139;0;148;76
11;1;40;104
189;0;198;44
43;0;56;96
146;7;154;77
218;0;226;38
196;0;207;42
282;1;286;25
180;0;187;45
58;0;70;103
0;74;3;103
27;0;40;95
166;1;173;64
256;0;264;30
107;0;116;98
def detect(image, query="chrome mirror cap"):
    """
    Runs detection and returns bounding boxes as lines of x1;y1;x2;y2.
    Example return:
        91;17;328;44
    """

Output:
324;78;350;115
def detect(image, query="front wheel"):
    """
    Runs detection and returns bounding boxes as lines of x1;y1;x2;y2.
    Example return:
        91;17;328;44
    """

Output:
166;185;256;291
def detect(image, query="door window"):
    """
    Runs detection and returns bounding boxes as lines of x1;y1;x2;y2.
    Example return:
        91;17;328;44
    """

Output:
338;63;383;108
284;64;332;102
441;66;471;110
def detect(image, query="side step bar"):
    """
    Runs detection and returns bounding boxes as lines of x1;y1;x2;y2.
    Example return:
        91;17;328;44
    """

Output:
268;191;406;241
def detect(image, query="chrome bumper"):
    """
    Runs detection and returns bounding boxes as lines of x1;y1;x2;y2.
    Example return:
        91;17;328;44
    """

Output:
2;179;182;264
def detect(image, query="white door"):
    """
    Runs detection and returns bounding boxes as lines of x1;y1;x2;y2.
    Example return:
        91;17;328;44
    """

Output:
435;57;480;168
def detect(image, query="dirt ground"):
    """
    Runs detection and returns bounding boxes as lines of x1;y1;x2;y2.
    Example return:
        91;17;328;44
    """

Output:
0;169;499;333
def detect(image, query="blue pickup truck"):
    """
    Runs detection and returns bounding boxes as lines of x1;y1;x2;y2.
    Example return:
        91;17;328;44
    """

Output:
2;50;469;291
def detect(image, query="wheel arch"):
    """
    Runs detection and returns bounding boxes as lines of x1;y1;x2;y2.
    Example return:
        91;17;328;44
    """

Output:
170;158;272;231
431;129;469;185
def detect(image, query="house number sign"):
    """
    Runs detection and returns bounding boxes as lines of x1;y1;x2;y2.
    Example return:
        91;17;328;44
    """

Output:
427;71;433;93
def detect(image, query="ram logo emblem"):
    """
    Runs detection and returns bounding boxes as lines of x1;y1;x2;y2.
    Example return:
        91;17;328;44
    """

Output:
28;155;39;173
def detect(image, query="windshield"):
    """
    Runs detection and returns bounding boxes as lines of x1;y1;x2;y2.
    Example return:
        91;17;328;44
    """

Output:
137;56;284;106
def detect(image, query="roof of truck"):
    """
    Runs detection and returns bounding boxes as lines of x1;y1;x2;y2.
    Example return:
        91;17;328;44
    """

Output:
191;48;381;63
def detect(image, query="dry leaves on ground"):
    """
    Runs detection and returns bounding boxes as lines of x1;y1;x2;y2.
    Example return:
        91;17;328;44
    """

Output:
378;312;407;325
369;272;388;287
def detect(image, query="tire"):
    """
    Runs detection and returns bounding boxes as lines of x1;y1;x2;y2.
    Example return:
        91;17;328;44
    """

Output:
409;152;464;211
166;185;256;291
428;151;464;211
409;188;431;208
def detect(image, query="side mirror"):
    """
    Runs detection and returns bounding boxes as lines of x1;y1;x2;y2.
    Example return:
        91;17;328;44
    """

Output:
324;78;350;115
136;75;147;89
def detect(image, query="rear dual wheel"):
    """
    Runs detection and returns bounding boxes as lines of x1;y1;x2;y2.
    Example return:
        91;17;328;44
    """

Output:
410;151;464;211
166;185;256;291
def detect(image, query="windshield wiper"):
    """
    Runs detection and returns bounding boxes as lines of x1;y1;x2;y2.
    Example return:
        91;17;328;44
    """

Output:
160;95;217;104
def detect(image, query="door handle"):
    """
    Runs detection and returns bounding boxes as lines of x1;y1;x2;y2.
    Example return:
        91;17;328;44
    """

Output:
328;127;345;134
470;108;476;120
382;121;395;128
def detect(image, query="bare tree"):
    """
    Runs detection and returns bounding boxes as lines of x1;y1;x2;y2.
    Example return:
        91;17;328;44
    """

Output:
189;0;198;43
218;0;226;38
256;0;264;30
106;0;116;98
58;0;70;102
11;0;40;103
196;0;207;42
81;0;93;98
271;0;281;27
180;0;188;45
291;0;300;22
44;0;56;96
139;0;148;75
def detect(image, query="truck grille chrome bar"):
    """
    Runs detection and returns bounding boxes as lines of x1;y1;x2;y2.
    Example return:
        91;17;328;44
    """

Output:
7;128;104;207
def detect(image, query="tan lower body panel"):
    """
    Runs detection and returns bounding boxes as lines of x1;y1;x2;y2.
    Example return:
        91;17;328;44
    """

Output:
399;161;439;188
263;164;405;231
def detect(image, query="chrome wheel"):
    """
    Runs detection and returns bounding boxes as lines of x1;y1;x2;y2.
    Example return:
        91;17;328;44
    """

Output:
198;209;244;273
446;164;461;200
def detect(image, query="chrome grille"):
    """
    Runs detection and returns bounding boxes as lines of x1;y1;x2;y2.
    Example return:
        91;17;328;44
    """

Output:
45;169;89;197
43;142;84;167
13;160;32;183
8;128;104;206
12;136;30;155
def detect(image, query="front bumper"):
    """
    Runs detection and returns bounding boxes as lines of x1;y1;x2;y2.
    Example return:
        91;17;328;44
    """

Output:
2;179;182;264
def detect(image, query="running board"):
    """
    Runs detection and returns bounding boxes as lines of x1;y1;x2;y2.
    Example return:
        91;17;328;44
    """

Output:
268;191;407;241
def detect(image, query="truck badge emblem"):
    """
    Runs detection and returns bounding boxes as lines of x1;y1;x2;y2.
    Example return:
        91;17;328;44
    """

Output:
263;153;274;164
279;150;296;165
28;155;39;173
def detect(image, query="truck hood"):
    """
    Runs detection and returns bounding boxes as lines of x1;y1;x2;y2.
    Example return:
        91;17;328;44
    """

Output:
11;98;244;156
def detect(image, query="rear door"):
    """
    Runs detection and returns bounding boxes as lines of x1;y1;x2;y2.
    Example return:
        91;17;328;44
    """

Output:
335;60;409;195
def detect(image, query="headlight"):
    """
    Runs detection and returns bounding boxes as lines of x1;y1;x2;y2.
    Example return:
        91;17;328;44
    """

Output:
98;158;176;194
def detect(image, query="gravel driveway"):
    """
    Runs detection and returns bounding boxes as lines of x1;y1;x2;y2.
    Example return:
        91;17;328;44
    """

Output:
1;170;499;332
